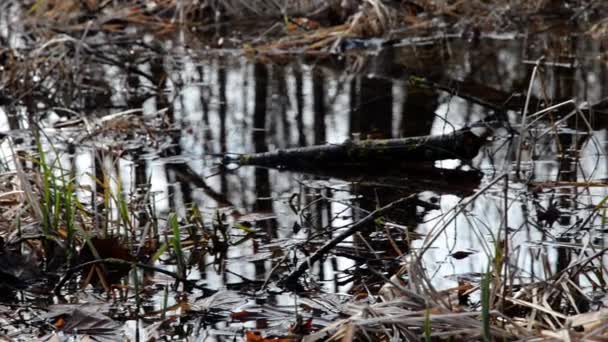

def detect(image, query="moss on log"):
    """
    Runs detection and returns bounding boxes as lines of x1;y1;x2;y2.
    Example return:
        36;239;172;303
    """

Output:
234;128;484;170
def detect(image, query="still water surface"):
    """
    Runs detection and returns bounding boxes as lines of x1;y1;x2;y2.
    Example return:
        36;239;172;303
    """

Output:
2;20;608;338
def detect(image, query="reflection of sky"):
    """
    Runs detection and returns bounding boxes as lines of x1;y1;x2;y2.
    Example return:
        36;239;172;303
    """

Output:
418;123;608;290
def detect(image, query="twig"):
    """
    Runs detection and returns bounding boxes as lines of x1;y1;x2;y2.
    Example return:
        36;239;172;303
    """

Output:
53;258;215;295
282;194;416;288
515;57;544;177
418;172;508;257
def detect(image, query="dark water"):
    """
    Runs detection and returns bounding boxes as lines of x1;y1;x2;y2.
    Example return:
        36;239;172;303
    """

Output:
149;31;608;289
2;17;608;339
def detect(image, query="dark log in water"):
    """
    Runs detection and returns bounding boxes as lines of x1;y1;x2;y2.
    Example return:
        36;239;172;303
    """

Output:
231;128;485;170
319;165;483;196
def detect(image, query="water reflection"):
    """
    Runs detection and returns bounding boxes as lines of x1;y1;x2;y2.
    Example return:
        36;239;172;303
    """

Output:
3;22;608;338
160;36;603;295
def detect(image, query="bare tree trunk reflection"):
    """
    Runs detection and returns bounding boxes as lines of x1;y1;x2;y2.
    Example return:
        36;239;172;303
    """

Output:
311;67;329;281
348;51;400;292
294;65;307;147
400;84;437;137
313;68;326;145
94;150;107;236
218;61;228;194
552;34;590;313
252;63;275;281
274;66;291;148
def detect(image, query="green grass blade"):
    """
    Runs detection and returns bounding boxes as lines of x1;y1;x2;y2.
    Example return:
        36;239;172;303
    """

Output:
481;270;491;342
424;307;432;342
169;214;186;279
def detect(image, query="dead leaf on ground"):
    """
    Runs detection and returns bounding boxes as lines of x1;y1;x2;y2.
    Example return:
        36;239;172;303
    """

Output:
43;304;122;341
245;330;294;342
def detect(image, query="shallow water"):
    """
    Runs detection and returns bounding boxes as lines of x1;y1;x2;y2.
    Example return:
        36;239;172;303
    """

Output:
2;13;608;339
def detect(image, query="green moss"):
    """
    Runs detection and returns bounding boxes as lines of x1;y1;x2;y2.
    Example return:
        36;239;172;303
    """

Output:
240;155;251;164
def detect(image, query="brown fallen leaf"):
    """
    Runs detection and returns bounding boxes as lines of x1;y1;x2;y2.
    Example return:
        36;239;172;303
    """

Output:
245;330;294;342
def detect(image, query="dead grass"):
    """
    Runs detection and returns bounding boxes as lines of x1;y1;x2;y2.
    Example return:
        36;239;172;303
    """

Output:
2;0;608;340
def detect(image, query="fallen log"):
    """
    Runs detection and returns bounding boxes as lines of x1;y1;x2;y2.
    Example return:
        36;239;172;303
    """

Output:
230;128;485;170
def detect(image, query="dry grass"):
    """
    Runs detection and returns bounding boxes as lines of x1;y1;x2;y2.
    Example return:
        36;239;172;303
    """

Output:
2;0;608;340
8;0;605;60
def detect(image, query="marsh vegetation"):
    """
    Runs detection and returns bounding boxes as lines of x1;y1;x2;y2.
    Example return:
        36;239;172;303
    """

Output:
0;0;608;340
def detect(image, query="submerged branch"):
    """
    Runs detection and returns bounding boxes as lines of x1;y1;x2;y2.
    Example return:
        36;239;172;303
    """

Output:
53;258;215;295
282;194;416;289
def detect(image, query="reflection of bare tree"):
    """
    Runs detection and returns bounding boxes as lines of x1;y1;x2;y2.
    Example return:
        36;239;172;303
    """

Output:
312;67;326;145
345;48;422;292
251;63;271;208
253;63;270;169
349;48;396;215
273;66;292;148
552;38;591;312
311;66;332;281
124;53;150;207
351;75;392;138
252;63;275;280
146;53;190;211
294;64;307;147
602;44;608;101
218;61;228;194
201;65;214;155
401;84;437;137
93;150;107;235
